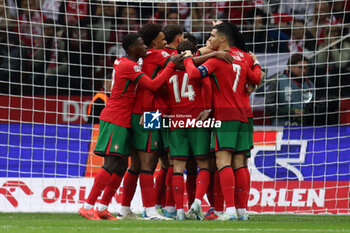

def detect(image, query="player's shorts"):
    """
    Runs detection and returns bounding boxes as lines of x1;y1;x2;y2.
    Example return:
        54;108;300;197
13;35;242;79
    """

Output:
94;120;131;157
245;118;254;158
210;120;250;153
159;117;170;152
170;128;210;160
131;113;160;152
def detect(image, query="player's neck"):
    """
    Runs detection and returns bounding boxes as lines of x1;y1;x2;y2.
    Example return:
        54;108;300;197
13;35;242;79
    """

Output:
218;44;230;52
126;54;140;62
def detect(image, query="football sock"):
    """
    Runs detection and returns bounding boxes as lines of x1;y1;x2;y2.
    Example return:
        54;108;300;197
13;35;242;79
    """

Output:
234;167;250;209
154;167;167;207
100;172;123;206
165;166;175;208
96;203;107;211
186;171;197;208
219;166;236;208
213;170;224;212
140;170;155;208
121;169;139;207
195;169;210;201
206;171;215;208
172;173;184;210
85;168;111;206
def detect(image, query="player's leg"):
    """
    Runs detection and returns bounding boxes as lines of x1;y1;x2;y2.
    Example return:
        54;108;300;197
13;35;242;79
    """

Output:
232;154;250;221
211;121;242;221
169;128;190;220
232;120;252;221
185;158;197;209
96;156;128;220
154;156;168;210
79;121;130;220
188;128;211;220
204;156;215;216
119;149;140;218
172;159;187;220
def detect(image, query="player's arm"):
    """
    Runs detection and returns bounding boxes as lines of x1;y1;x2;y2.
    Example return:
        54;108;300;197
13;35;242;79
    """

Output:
138;55;183;91
246;52;262;85
197;76;212;121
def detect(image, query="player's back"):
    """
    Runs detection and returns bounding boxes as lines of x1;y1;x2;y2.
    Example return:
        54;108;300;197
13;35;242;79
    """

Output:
167;69;203;120
206;56;251;122
133;48;170;114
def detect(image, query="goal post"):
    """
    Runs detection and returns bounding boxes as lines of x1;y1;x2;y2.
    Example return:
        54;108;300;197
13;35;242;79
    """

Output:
0;0;349;214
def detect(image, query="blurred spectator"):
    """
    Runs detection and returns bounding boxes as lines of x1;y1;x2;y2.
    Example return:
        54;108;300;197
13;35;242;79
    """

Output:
29;19;68;95
244;8;279;53
309;1;331;45
265;53;314;126
184;2;217;45
0;0;21;94
166;9;180;25
87;78;112;124
227;0;253;26
288;19;316;53
92;1;118;81
278;0;315;24
117;6;140;42
42;0;62;23
316;24;350;98
58;0;96;95
15;0;45;58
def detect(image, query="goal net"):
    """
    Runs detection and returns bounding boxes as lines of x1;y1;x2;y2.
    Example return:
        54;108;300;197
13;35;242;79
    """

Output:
0;0;349;214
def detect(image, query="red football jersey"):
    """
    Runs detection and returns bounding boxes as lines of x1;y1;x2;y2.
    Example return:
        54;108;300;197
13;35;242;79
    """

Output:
133;48;171;114
167;69;209;128
100;57;144;127
229;47;258;118
184;52;261;122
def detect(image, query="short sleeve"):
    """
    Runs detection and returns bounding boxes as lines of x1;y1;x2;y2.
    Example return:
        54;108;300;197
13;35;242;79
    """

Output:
122;61;145;82
154;50;171;67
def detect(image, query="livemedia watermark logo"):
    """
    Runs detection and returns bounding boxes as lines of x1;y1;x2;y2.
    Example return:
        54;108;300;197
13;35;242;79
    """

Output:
143;110;221;129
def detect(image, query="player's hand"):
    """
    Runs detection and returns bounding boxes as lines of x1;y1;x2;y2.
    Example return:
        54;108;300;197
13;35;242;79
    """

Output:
249;51;258;63
170;53;184;66
215;51;234;64
212;20;223;26
182;50;193;58
247;84;256;96
196;110;211;121
139;114;143;125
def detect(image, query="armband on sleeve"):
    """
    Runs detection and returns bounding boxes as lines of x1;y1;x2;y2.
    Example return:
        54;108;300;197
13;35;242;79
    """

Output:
197;65;209;79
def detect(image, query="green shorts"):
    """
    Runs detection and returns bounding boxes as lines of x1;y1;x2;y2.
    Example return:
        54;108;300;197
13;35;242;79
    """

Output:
159;117;170;152
170;128;210;160
94;120;131;157
246;118;254;157
131;113;160;152
210;120;250;153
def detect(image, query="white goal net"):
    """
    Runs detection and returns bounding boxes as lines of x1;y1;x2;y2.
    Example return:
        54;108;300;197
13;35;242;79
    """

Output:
0;0;349;214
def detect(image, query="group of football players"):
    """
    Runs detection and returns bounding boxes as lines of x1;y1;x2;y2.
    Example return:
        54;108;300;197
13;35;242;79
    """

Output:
78;20;263;221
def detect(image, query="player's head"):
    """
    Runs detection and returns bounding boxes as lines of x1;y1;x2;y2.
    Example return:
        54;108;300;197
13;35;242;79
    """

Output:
222;22;247;52
210;23;233;51
163;24;184;47
287;53;308;77
122;33;147;58
184;32;198;47
177;40;198;55
138;23;166;49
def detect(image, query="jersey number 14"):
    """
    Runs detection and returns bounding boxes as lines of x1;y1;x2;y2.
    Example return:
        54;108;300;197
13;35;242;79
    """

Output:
169;73;195;103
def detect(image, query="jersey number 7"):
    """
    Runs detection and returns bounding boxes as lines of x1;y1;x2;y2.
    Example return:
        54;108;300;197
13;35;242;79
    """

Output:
232;64;241;93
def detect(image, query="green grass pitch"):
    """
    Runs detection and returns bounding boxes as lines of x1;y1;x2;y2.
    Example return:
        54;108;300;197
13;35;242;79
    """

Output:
0;213;349;233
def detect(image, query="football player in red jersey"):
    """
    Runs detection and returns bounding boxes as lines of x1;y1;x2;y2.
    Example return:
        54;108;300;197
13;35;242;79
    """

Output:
183;23;261;221
167;40;212;220
78;33;183;221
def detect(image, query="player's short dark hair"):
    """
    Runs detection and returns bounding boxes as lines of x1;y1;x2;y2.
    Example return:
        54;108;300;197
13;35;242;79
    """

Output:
122;33;140;52
213;23;234;45
222;22;247;52
288;53;308;66
163;24;183;44
138;23;163;47
177;40;198;54
184;32;197;46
